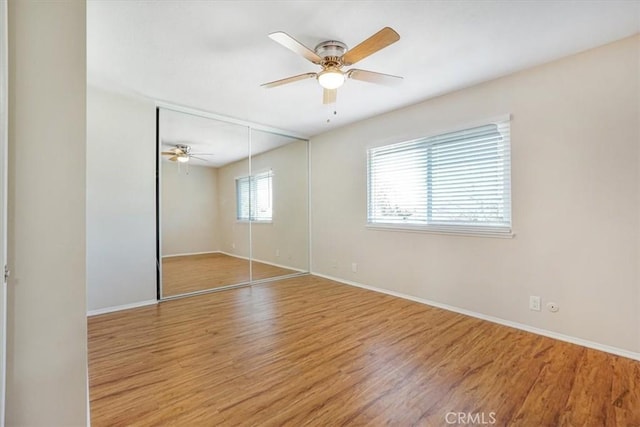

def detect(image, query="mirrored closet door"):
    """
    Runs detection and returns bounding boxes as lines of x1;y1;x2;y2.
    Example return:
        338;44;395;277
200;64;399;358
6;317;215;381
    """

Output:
249;129;309;283
156;107;309;299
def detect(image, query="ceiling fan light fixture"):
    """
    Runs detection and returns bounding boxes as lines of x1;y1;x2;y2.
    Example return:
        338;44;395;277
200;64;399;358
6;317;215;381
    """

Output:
263;28;401;103
177;154;189;163
318;69;345;90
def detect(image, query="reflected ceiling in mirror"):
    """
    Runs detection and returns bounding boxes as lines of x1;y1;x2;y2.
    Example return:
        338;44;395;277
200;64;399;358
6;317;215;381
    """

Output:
160;108;301;168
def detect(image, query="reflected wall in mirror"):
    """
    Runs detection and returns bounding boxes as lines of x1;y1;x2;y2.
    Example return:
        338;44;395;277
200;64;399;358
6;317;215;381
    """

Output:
159;108;250;297
249;129;309;281
157;107;309;299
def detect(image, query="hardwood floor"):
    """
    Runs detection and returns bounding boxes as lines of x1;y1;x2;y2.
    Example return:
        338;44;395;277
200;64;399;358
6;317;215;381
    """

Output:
88;275;640;426
161;252;299;297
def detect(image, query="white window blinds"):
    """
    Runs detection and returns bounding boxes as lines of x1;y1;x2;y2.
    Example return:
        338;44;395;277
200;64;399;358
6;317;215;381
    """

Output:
236;170;273;221
367;120;511;234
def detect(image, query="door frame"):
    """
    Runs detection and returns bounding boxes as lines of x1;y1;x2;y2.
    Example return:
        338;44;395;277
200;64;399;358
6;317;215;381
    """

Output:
0;0;9;424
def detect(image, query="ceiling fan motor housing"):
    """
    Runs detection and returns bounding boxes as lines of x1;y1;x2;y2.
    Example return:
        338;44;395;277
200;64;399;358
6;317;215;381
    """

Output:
176;144;191;154
315;40;348;67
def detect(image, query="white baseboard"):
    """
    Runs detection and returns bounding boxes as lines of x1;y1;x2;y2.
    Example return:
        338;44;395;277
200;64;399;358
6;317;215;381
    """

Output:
219;251;307;273
162;250;220;258
87;299;157;317
311;272;640;362
219;250;245;258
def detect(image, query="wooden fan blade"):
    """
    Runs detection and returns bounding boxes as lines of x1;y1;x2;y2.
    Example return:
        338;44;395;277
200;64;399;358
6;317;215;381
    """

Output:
268;32;323;64
163;148;184;154
168;156;178;162
342;27;400;66
323;88;337;105
347;69;403;86
261;72;317;88
161;151;179;155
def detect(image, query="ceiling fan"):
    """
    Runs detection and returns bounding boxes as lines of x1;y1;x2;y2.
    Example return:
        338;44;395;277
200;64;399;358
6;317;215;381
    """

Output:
161;144;213;163
261;27;402;104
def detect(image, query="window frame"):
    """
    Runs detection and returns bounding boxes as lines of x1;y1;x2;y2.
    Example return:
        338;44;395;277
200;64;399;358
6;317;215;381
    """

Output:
366;116;513;238
236;169;273;223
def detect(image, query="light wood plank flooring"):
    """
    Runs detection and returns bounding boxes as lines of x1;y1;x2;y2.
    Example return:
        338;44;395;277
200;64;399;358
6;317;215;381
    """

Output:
161;252;298;297
88;275;640;426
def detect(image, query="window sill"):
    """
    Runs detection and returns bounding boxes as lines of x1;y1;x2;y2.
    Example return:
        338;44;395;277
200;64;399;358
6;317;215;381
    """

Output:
236;220;273;224
365;223;514;239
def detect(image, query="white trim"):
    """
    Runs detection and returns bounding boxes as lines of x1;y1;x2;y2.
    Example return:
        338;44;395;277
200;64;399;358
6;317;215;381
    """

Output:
367;113;512;151
366;223;515;239
162;250;220;259
155;101;309;141
220;251;307;273
0;0;7;423
248;127;253;281
307;138;313;273
87;300;158;317
311;272;640;362
236;220;273;225
251;167;273;176
425;113;511;141
157;111;163;299
86;368;91;427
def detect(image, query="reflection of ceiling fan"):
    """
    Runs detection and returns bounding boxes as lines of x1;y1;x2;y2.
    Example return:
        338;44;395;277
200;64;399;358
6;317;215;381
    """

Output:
161;144;213;163
261;27;402;104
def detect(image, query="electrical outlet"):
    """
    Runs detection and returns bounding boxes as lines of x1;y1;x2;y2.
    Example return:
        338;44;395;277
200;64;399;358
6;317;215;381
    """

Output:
546;302;559;313
331;259;337;269
529;296;541;311
351;262;358;273
232;243;235;249
275;249;280;257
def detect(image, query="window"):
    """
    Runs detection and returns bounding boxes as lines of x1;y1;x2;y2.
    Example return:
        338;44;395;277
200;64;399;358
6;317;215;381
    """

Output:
367;119;511;235
236;170;273;221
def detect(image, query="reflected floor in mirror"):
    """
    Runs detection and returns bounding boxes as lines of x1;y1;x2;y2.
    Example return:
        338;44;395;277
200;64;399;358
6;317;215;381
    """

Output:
161;252;299;297
89;275;640;426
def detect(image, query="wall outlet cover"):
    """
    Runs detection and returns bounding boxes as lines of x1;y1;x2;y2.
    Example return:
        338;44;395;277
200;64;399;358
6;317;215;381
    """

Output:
529;296;541;311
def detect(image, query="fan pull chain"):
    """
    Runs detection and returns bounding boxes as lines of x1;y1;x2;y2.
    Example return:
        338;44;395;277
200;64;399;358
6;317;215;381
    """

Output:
326;104;337;124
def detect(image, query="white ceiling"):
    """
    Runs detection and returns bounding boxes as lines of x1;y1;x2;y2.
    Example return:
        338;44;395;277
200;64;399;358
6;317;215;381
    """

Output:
88;1;640;138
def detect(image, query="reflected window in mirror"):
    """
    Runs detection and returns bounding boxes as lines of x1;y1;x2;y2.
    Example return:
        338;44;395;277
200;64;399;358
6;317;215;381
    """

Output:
236;170;273;222
157;106;309;299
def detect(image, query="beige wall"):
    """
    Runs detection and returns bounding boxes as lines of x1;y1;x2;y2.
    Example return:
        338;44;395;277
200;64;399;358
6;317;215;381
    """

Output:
87;86;157;312
217;140;309;271
7;0;88;424
310;35;640;353
250;140;309;270
161;164;220;256
217;158;250;259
